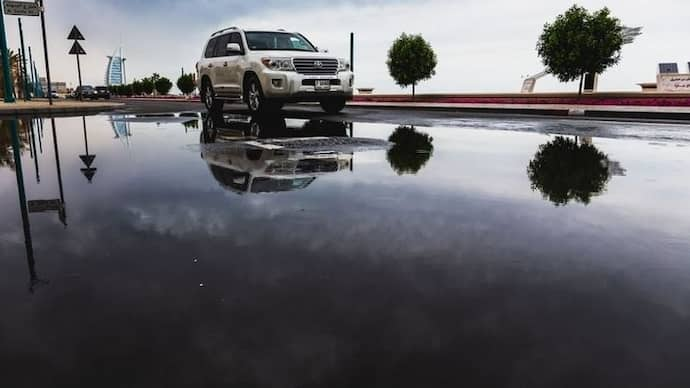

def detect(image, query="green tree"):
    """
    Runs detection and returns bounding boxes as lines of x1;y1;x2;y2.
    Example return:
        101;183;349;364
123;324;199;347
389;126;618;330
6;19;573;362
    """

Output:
177;73;196;96
155;77;173;95
386;125;434;175
386;33;437;97
527;136;611;206
141;78;155;95
537;5;624;95
131;80;144;95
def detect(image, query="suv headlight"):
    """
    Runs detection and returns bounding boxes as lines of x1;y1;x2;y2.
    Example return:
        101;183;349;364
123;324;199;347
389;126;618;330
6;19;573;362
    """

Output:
338;58;350;72
261;57;295;71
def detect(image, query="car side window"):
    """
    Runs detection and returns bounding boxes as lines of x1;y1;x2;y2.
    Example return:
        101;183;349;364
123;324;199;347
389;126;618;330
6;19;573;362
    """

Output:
213;34;232;58
229;33;244;56
205;37;218;58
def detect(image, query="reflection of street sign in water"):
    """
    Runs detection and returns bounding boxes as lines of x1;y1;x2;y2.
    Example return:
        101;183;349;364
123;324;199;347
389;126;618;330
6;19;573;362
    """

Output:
79;116;97;183
3;1;41;16
79;154;95;168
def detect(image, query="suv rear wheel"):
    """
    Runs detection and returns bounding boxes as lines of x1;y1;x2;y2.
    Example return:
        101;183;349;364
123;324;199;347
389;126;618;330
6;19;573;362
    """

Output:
202;80;223;113
320;98;347;114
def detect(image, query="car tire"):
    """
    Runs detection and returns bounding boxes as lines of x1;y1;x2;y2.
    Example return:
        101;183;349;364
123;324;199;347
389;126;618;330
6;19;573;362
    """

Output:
320;98;347;114
245;76;267;114
202;80;224;113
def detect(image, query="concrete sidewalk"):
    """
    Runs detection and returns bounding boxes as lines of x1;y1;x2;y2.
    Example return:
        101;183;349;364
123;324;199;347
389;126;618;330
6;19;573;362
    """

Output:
0;99;122;117
348;101;690;121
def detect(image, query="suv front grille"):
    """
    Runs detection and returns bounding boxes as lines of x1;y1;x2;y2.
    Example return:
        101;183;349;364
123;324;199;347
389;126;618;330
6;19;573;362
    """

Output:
293;58;338;75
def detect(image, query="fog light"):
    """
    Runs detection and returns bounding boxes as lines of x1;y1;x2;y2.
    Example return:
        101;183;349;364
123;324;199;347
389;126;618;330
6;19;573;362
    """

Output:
272;79;283;88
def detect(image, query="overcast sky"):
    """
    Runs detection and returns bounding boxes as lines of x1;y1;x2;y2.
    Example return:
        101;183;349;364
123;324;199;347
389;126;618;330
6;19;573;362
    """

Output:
5;0;690;93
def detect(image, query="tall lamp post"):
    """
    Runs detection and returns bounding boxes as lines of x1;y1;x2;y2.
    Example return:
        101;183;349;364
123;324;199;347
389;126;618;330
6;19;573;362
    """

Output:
0;3;15;102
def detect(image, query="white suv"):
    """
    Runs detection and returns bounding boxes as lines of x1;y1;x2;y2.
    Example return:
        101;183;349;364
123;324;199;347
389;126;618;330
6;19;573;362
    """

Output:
197;28;354;114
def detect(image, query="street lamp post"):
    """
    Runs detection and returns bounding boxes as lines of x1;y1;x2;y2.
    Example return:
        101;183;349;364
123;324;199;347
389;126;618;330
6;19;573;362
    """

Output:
0;3;15;102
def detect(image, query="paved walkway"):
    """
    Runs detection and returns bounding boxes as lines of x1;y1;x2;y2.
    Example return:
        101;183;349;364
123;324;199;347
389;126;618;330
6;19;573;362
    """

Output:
0;99;122;117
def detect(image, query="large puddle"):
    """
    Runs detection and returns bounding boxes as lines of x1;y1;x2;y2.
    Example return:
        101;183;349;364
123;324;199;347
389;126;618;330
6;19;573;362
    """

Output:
1;114;689;386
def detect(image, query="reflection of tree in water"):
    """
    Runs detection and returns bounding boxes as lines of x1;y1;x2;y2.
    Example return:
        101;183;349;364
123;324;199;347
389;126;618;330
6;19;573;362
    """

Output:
182;119;199;131
0;120;30;169
527;136;611;206
387;126;434;175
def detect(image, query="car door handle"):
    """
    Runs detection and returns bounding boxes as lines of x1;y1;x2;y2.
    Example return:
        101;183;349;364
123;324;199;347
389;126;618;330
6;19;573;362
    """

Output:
223;62;228;67
208;64;214;68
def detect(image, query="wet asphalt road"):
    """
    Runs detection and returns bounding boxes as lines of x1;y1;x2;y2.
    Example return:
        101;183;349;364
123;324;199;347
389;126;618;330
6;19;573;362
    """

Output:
110;98;690;126
111;98;483;126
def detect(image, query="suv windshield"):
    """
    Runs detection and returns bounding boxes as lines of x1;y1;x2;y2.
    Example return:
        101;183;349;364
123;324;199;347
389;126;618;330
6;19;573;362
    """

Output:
245;32;316;52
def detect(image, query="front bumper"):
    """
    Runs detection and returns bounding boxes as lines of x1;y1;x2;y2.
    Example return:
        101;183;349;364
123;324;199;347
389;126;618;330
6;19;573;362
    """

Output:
258;70;354;101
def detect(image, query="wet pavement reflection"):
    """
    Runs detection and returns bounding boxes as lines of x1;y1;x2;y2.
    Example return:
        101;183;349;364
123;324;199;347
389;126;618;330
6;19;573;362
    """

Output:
1;114;689;387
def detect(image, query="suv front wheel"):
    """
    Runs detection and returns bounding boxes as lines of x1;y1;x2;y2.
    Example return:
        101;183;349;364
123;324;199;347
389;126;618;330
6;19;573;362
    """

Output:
202;80;223;113
320;98;347;114
246;77;283;114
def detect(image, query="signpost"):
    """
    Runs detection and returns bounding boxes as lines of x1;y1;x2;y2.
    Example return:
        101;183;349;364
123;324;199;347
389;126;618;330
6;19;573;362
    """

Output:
38;0;53;105
67;25;85;101
3;0;40;16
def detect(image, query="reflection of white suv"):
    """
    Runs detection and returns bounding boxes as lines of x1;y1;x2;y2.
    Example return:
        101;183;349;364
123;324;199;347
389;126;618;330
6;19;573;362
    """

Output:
197;27;354;114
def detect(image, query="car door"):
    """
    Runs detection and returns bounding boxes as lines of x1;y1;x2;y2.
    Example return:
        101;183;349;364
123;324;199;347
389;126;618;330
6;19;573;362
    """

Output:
200;37;219;86
212;34;233;96
225;32;245;97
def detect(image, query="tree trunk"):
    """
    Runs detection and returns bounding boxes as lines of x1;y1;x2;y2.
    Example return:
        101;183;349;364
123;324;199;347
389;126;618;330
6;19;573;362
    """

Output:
578;73;584;96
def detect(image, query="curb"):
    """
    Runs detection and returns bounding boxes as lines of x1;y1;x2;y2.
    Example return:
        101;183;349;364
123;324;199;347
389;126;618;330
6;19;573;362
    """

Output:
0;103;123;118
346;103;690;121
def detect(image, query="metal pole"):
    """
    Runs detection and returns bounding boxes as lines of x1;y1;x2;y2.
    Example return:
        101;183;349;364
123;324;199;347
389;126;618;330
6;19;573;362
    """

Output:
38;0;53;105
349;32;354;72
0;3;14;102
18;18;30;100
82;116;88;154
28;46;36;95
10;120;38;291
76;53;82;101
29;119;39;182
51;118;66;225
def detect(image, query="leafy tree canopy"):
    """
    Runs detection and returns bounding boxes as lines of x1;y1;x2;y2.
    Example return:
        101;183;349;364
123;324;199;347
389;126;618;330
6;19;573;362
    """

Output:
155;77;173;95
177;73;196;95
537;5;623;91
386;33;437;96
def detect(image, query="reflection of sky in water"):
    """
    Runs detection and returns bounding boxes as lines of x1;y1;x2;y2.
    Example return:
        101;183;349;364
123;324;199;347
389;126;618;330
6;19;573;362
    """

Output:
0;115;689;387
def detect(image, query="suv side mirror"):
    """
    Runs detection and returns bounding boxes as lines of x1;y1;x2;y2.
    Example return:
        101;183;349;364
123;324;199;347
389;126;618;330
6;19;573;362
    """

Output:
227;43;242;54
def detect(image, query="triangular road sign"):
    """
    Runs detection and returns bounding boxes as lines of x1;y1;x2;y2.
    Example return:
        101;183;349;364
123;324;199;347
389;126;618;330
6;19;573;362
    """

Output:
69;41;86;55
68;25;85;40
79;154;96;168
81;168;97;183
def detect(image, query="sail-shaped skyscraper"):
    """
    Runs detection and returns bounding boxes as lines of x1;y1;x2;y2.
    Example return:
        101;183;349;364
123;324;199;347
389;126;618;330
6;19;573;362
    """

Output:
105;47;126;86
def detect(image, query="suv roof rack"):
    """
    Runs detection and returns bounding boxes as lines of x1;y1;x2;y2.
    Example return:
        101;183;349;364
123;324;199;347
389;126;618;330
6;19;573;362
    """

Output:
211;26;239;37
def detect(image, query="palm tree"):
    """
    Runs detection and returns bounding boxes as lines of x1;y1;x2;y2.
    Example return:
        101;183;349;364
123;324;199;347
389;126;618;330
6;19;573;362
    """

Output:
0;49;25;99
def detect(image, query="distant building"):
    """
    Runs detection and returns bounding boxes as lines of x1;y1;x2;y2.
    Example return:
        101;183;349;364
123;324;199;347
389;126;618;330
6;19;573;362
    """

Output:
105;47;126;86
39;77;67;94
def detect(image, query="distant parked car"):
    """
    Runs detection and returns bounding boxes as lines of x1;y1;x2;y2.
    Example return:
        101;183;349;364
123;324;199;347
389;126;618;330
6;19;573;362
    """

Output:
50;90;60;99
73;85;97;99
94;86;111;99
